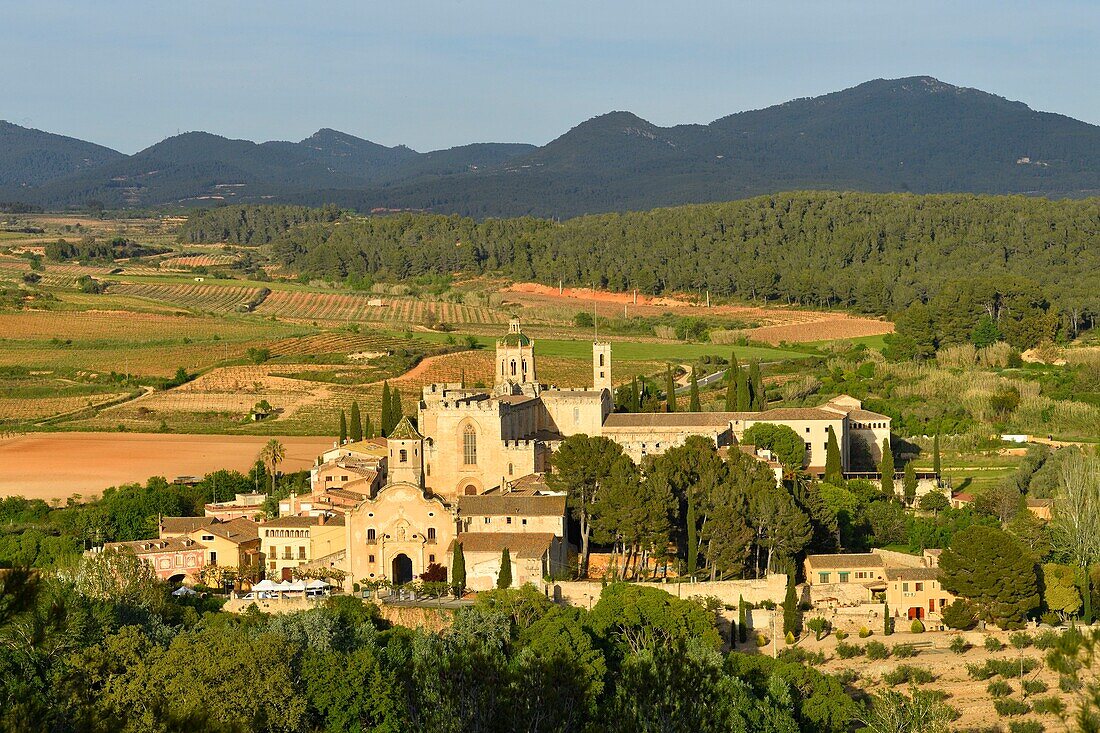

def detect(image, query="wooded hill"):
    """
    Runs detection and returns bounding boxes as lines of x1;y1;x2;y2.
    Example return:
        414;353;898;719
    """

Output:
250;192;1098;339
4;77;1099;214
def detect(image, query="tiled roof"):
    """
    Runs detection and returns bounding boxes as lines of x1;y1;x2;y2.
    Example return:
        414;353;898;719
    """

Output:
455;532;555;558
602;412;739;429
458;494;566;517
750;408;845;421
805;553;887;570
263;514;345;528
106;537;207;554
886;567;940;581
160;517;217;535
388;416;423;441
206;518;259;543
499;332;532;347
846;409;892;421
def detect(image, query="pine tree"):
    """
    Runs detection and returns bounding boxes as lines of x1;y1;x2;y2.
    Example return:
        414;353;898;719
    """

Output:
880;438;895;498
349;400;363;442
689;369;701;412
749;361;765;410
738;594;748;643
497;547;512;589
736;366;751;411
665;365;677;413
339;409;347;445
933;433;942;476
451;541;466;597
824;427;843;485
782;573;801;636
903;461;918;505
724;353;740;410
380;382;392;437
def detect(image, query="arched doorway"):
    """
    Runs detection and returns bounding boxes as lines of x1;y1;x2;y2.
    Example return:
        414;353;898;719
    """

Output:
392;553;414;585
464;484;477;496
167;573;185;584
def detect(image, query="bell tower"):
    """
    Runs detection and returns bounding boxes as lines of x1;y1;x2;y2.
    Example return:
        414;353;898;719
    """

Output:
386;416;424;487
593;341;612;392
496;318;536;389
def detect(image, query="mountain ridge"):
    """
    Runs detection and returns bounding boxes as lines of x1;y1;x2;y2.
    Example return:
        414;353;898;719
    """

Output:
3;76;1098;215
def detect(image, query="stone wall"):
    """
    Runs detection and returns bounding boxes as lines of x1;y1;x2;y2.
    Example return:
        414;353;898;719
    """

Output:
549;574;788;609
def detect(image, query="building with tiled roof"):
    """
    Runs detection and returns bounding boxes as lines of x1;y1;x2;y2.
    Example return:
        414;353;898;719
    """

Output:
102;536;207;583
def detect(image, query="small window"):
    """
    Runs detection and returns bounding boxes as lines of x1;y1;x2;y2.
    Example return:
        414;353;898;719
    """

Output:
915;582;924;592
341;475;349;482
522;518;528;525
429;554;436;563
805;442;811;452
838;571;849;583
299;546;306;560
903;582;909;592
818;572;830;583
427;527;436;540
484;517;491;524
210;551;217;564
399;449;407;463
463;425;477;465
507;463;513;476
201;534;214;541
805;427;810;433
367;528;376;541
506;517;512;524
368;554;375;563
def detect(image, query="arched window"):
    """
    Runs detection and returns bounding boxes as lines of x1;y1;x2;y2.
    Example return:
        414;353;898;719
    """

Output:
367;528;376;541
427;527;436;541
508;463;513;476
463;425;477;465
599;353;605;367
510;360;517;377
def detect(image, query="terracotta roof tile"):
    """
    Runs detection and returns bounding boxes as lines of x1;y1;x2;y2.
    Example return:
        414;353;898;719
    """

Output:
455;532;555;558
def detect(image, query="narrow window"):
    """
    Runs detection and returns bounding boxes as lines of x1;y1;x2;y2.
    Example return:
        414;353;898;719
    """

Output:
399;449;407;463
367;528;376;541
463;425;477;465
427;527;436;540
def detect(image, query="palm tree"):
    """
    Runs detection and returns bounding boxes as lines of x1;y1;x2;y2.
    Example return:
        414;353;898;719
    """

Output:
259;439;285;495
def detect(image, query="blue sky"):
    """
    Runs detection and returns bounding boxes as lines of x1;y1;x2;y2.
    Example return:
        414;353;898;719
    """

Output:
3;1;1097;153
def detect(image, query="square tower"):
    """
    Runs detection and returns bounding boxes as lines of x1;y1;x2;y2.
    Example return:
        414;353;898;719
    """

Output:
593;341;612;392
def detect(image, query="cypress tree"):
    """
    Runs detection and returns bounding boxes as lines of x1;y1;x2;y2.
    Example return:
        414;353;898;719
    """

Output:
724;353;739;410
1083;571;1093;625
390;388;404;431
631;376;640;412
497;547;512;589
349;400;363;442
884;601;893;635
736;367;751;411
933;433;942;476
749;361;765;410
380;382;392;437
686;497;698;578
880;439;895;497
451;541;466;597
339;409;347;445
364;413;374;439
460;368;465;389
689;369;701;412
665;365;677;413
824;427;843;484
738;594;748;643
782;573;800;636
903;461;918;505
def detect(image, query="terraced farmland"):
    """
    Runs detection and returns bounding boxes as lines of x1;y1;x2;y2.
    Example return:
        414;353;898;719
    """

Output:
254;290;505;325
107;282;264;312
161;254;239;268
269;331;431;358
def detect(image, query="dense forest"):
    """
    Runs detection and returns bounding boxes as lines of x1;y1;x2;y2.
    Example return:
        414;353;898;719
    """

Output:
45;236;168;263
179;204;344;245
251;193;1099;340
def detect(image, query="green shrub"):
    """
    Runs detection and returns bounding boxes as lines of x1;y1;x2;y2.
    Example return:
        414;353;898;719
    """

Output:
755;634;769;648
866;641;890;660
987;658;1039;678
858;626;872;639
836;641;864;659
1032;630;1059;650
1008;721;1044;733
777;647;826;665
967;661;997;681
993;698;1031;717
910;618;925;634
1039;611;1063;627
882;665;935;685
835;668;860;685
785;630;796;645
950;635;971;654
834;629;848;641
1032;696;1065;715
985;636;1006;652
892;643;918;658
1009;632;1033;649
987;680;1013;698
806;616;831;640
1020;679;1047;696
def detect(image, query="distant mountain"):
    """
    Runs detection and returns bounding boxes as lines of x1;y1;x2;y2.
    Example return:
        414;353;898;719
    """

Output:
0;121;123;187
3;77;1098;215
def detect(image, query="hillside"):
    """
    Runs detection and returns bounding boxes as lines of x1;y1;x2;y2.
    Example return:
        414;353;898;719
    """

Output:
0;121;123;187
3;77;1099;214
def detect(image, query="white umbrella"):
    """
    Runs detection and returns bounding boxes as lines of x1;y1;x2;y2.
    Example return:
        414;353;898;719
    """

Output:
172;586;196;596
305;579;329;589
252;580;278;592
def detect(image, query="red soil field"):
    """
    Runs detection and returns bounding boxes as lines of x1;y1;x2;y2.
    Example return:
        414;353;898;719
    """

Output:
0;433;336;501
